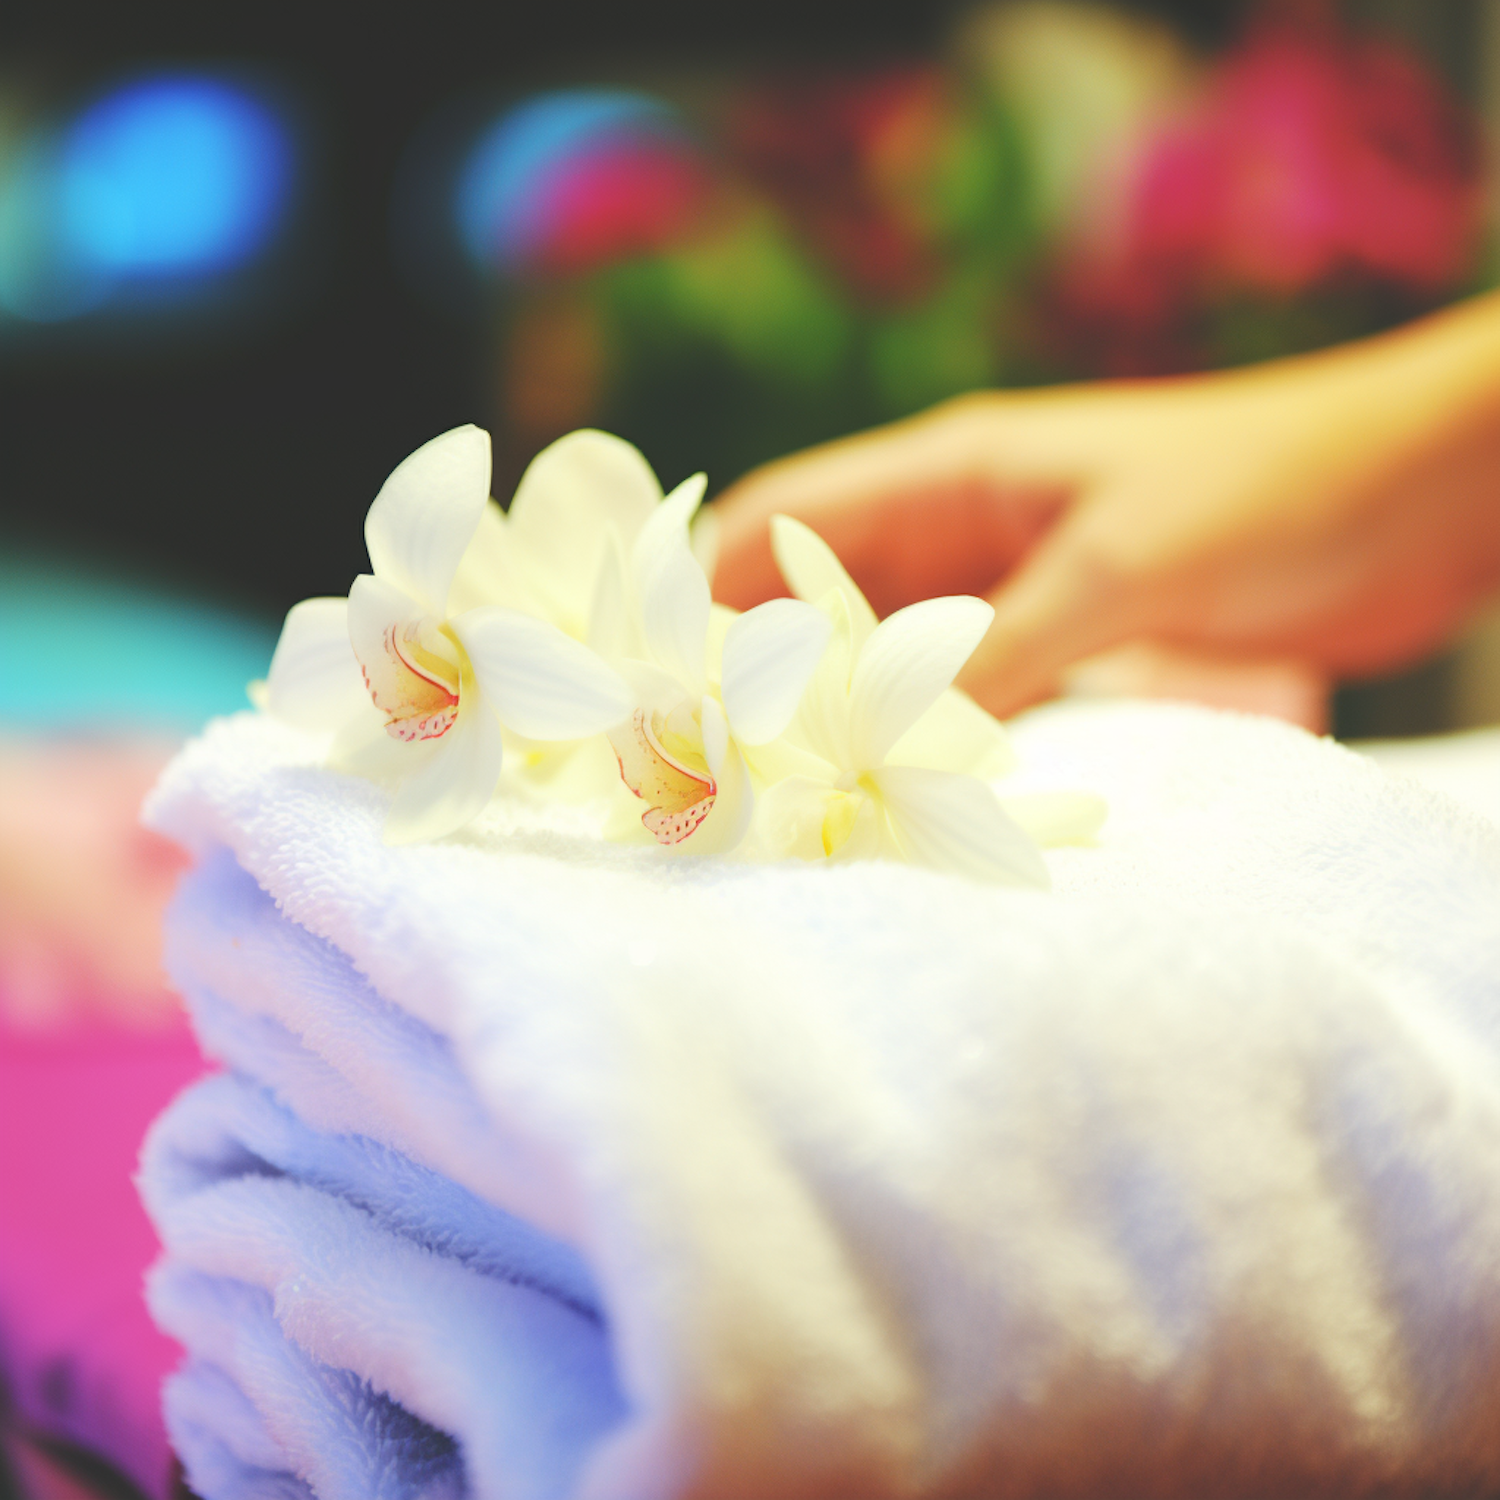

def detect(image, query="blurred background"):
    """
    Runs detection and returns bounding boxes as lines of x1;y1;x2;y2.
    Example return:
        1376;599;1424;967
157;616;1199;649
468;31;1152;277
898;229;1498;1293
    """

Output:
2;3;1500;1496
3;0;1499;739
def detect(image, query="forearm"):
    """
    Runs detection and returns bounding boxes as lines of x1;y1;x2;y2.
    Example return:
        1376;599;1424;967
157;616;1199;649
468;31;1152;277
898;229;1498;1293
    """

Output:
1233;289;1500;549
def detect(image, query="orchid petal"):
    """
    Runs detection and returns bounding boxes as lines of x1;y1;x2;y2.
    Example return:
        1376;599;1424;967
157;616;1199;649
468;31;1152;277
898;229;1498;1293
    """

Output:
330;713;423;781
720;598;833;747
872;765;1049;887
383;693;505;845
849;596;994;770
454;607;632;742
265;597;369;733
509;430;662;593
789;589;854;769
704;602;738;683
586;530;632;658
447;500;549;618
770;515;877;650
886;687;1016;779
741;733;837;793
505;731;622;804
347;575;460;742
756;775;836;861
633;473;711;694
829;790;887;863
608;705;715;846
678;738;752;856
660;471;709;526
365;425;491;615
700;693;729;777
1000;791;1109;848
615;657;696;718
690;502;721;584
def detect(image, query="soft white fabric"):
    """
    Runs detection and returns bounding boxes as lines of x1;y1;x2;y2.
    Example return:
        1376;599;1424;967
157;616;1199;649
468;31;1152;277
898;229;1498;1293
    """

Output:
140;702;1500;1500
1357;726;1500;832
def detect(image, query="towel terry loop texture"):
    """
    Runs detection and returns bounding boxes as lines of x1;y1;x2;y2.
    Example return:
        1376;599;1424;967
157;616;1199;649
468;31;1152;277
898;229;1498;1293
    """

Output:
138;703;1500;1500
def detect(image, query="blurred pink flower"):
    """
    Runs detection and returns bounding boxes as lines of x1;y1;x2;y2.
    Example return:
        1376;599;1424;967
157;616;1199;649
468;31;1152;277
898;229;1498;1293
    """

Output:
1045;24;1484;374
0;735;204;1498
729;69;945;305
536;140;712;275
1;1019;204;1499
1133;28;1482;294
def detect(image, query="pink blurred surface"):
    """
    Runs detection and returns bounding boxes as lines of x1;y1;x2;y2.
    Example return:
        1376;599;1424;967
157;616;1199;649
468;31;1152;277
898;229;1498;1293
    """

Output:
0;1019;206;1498
1134;29;1479;293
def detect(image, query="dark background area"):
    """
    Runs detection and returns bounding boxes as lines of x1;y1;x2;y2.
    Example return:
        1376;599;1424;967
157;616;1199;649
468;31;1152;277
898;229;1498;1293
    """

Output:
0;0;1257;618
0;0;1488;738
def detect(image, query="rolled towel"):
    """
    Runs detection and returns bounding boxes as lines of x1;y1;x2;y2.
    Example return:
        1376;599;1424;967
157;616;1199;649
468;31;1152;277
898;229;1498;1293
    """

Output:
139;700;1500;1500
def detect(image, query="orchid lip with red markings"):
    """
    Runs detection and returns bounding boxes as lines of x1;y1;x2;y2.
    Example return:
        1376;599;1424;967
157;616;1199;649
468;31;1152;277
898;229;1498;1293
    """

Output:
360;621;461;742
263;423;632;845
261;422;1092;876
608;474;831;856
610;707;716;846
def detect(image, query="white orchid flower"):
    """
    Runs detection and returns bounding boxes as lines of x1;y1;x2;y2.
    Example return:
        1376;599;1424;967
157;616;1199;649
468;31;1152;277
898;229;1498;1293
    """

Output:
446;428;653;638
447;427;719;646
264;425;632;845
755;584;1050;885
769;516;1020;779
768;516;1106;860
445;428;726;802
607;479;831;855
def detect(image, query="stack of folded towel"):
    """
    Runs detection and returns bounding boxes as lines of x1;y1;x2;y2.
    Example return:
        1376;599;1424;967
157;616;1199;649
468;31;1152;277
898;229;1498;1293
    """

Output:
140;700;1500;1500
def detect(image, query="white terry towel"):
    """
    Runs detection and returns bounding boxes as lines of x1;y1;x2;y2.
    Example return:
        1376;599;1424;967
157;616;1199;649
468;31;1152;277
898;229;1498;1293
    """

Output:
140;701;1500;1500
1358;726;1500;832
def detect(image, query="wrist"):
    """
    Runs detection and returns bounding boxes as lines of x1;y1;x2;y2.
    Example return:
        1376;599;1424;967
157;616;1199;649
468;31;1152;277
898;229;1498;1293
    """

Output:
1316;291;1500;451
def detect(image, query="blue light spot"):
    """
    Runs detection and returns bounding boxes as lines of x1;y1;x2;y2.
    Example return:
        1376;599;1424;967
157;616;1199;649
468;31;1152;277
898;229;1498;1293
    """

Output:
58;76;290;277
457;90;681;268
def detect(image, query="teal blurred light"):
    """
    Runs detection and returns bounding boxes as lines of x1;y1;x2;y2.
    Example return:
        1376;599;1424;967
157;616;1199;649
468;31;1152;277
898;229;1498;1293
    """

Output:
0;559;277;733
0;74;292;323
0;136;110;322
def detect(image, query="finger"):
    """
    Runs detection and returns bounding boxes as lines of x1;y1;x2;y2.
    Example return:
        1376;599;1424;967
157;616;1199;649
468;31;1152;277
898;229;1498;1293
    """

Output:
1064;643;1331;731
958;524;1143;720
711;418;957;609
711;398;1076;613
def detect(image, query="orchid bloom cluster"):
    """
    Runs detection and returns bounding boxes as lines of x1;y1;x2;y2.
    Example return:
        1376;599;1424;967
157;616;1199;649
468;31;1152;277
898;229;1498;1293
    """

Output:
264;425;1104;884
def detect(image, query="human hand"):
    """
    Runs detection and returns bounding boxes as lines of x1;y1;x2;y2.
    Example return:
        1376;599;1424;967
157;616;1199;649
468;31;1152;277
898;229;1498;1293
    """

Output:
711;296;1500;722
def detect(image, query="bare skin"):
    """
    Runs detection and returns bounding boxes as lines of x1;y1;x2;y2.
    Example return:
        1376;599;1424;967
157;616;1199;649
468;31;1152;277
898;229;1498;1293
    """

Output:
712;289;1500;725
